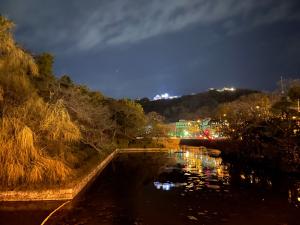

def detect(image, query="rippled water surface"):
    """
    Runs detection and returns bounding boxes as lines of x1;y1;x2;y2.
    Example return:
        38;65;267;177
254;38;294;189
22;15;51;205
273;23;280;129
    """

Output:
1;149;300;225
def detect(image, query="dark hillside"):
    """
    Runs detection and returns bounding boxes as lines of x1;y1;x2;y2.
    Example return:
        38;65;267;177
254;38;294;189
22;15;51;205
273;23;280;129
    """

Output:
138;89;259;122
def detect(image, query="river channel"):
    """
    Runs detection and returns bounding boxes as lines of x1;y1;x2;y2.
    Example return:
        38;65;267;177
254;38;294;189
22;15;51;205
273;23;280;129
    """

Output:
1;148;300;225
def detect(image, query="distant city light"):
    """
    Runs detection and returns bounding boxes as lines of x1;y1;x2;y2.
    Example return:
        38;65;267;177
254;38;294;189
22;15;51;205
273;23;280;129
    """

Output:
183;130;189;137
153;93;179;101
209;87;236;92
154;88;236;101
185;151;189;157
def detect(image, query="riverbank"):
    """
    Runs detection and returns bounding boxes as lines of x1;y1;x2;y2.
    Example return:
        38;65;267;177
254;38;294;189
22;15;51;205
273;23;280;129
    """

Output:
0;150;117;201
180;139;300;174
0;148;170;202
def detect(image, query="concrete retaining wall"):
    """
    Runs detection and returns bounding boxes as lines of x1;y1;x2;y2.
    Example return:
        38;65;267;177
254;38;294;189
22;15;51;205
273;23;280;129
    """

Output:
0;148;168;202
117;148;169;153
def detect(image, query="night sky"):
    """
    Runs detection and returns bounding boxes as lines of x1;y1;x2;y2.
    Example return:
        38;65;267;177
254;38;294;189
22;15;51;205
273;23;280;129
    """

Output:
1;0;300;99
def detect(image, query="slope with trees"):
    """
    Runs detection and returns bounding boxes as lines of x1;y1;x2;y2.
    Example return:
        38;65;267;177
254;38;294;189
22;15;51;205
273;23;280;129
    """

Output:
138;89;258;122
214;86;300;171
0;16;166;189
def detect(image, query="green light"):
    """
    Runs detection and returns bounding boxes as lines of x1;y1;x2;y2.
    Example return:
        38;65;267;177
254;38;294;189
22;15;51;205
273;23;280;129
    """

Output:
183;130;189;137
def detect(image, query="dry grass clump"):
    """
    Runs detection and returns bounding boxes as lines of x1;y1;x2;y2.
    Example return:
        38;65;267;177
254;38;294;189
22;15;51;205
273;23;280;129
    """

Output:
27;162;44;183
25;157;71;185
0;16;38;104
63;150;80;166
0;73;36;104
41;157;71;182
0;86;4;102
0;97;81;187
0;116;71;187
1;117;39;162
0;16;82;188
40;99;81;143
26;157;71;184
0;16;38;76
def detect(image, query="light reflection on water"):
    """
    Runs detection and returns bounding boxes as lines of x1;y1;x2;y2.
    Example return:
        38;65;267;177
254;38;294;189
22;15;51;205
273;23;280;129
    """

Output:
154;148;230;192
289;181;300;206
153;147;300;207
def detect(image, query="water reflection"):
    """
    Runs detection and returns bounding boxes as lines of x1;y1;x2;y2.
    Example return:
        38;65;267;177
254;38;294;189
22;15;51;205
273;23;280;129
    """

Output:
12;150;299;225
154;148;230;192
153;147;300;207
153;181;175;191
288;181;300;207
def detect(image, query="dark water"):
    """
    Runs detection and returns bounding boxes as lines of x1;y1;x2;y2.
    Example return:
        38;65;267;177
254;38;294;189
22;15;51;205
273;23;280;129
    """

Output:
1;149;300;225
0;201;63;225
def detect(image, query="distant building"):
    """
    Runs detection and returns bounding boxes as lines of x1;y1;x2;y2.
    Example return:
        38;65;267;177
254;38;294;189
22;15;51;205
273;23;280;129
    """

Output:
174;120;199;138
168;118;227;139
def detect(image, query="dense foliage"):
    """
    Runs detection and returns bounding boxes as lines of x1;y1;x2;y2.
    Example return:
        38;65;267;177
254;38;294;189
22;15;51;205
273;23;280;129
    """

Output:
214;88;300;171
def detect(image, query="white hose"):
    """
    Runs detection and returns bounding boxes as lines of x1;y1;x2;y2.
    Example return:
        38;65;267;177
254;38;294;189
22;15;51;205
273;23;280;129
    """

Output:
40;200;70;225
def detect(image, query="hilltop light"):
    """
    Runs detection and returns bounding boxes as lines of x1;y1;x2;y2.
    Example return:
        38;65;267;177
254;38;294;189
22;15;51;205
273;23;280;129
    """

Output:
153;93;179;101
218;87;236;92
209;87;236;92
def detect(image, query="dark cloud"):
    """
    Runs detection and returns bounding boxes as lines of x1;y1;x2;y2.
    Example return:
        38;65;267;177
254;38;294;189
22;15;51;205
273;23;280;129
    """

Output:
2;0;299;51
1;0;299;98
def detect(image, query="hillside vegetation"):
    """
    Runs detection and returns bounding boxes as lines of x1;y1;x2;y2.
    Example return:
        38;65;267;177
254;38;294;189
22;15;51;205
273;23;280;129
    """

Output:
0;16;162;189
